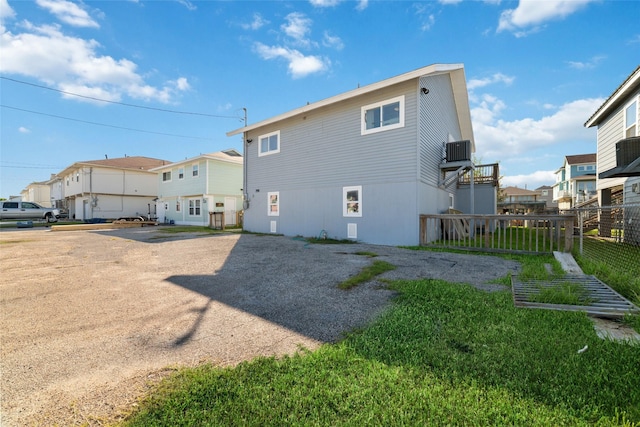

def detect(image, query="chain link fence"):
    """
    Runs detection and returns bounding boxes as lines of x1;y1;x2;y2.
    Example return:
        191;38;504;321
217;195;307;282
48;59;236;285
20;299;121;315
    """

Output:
569;204;640;304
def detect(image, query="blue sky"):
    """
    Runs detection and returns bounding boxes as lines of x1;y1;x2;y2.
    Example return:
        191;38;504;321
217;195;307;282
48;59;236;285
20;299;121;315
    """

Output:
1;0;639;199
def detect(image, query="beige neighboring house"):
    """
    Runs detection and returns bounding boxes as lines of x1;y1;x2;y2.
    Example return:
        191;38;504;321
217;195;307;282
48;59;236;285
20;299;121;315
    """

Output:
57;156;171;221
151;149;243;226
585;65;640;205
535;185;558;212
498;186;546;214
20;180;53;207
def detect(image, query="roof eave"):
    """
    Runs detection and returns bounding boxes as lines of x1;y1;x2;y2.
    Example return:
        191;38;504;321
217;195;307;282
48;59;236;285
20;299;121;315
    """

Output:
584;66;640;128
226;63;468;138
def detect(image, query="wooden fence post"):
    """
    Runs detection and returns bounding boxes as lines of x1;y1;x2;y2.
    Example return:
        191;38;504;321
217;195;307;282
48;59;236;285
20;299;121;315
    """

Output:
564;217;573;252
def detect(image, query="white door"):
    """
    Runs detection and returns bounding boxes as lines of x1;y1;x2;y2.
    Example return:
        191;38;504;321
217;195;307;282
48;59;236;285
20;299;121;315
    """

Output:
224;197;236;225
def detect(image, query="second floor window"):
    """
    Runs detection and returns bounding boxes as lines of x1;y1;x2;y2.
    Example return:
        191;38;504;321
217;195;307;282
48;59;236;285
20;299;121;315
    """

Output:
192;164;199;177
178;168;184;179
625;100;637;138
361;96;404;135
162;171;171;182
259;131;280;157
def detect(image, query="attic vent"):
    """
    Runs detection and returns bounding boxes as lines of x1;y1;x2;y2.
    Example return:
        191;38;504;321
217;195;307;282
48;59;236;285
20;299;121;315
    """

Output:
446;140;471;162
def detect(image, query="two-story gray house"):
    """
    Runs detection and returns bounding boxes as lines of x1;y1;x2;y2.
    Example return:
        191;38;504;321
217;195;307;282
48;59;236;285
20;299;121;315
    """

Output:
227;64;496;246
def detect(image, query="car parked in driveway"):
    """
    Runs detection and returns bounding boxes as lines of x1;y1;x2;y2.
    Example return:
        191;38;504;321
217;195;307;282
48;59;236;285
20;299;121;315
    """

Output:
0;201;60;222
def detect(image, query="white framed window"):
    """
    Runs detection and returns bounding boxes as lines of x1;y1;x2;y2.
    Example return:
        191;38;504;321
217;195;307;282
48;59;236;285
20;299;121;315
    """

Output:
625;99;637;138
259;130;280;157
162;171;172;182
192;164;199;177
449;194;454;209
176;200;181;212
188;199;201;216
178;168;184;179
361;95;405;135
268;191;279;216
343;186;362;217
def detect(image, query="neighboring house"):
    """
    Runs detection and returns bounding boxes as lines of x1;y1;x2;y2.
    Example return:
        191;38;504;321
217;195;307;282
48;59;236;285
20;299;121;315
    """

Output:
57;156;170;221
46;174;66;214
227;64;498;246
151;149;243;226
552;153;597;210
535;185;558;212
498;186;546;214
585;65;640;206
20;180;53;207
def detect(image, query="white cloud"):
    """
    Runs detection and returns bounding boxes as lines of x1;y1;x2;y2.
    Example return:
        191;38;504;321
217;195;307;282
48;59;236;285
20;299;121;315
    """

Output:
467;72;515;90
282;12;312;45
254;42;328;78
1;0;15;21
355;0;368;11
413;3;436;31
501;170;557;189
36;0;99;28
241;13;268;31
18;126;30;133
498;0;595;34
1;21;189;103
176;0;196;11
309;0;341;7
472;96;604;161
323;31;344;50
567;55;605;70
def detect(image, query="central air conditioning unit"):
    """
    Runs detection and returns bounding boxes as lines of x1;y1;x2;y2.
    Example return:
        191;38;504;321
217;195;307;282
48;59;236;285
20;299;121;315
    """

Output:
446;140;471;162
616;136;640;167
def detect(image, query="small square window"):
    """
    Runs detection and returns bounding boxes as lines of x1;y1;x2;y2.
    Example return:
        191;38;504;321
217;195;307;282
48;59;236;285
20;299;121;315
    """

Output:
343;186;362;217
268;191;279;216
163;171;172;182
258;131;280;157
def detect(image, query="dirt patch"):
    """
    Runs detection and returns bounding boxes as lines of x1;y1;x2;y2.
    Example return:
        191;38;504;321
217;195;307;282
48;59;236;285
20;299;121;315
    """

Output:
0;227;520;426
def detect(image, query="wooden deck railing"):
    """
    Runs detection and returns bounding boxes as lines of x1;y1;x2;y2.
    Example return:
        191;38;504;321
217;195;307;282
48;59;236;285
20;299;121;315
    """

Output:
419;213;575;254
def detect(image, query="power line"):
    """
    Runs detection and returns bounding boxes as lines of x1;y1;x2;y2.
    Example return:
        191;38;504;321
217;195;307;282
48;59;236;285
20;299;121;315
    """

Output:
1;76;242;120
1;105;216;141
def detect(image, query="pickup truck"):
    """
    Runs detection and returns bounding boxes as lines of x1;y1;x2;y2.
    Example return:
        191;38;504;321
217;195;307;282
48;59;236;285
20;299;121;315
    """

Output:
0;201;60;222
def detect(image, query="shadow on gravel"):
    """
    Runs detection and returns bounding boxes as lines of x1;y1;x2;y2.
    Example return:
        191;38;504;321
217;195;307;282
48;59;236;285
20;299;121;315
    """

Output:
164;234;521;345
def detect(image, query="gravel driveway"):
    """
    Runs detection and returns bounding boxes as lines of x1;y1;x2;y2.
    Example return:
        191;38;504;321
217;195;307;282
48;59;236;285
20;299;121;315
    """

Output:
0;227;520;426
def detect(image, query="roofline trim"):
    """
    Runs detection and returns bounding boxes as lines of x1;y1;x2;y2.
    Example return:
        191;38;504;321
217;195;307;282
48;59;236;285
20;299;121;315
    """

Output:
226;63;466;137
584;65;640;128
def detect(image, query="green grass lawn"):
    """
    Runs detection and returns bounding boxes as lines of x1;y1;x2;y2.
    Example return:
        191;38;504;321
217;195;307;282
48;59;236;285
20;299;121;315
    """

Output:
123;277;640;426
